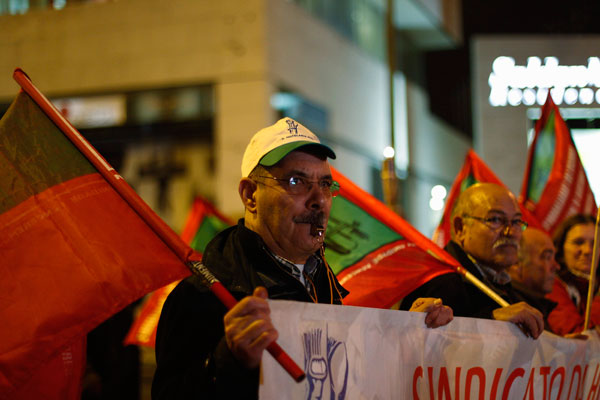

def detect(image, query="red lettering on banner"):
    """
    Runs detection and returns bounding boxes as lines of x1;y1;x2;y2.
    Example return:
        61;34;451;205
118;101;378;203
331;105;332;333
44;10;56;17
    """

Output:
539;366;551;400
502;367;525;400
568;365;588;400
581;365;590;400
490;368;503;400
466;367;486;400
428;367;435;400
413;366;423;400
568;365;582;400
550;367;565;400
456;367;462;400
438;367;452;399
586;364;600;400
524;368;536;400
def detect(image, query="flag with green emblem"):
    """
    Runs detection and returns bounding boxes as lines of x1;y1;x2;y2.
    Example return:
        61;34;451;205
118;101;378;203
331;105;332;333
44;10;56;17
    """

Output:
329;168;457;308
519;94;597;234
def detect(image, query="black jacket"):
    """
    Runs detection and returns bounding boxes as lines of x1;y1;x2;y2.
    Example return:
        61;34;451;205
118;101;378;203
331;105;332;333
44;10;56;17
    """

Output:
510;280;557;332
400;241;526;319
152;220;347;399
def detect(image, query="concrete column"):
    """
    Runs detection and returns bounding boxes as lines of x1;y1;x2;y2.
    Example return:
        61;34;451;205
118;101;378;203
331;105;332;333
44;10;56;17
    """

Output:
214;79;276;218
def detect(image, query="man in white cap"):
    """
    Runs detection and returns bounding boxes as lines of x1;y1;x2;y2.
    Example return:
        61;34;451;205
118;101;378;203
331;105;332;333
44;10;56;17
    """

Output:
152;118;451;399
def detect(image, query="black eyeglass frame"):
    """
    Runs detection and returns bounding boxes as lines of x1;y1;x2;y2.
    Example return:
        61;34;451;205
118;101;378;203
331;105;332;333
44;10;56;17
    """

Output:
256;175;340;197
463;215;528;232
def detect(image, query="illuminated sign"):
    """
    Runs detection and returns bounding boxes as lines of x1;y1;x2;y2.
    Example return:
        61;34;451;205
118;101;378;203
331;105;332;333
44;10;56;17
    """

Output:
488;56;600;107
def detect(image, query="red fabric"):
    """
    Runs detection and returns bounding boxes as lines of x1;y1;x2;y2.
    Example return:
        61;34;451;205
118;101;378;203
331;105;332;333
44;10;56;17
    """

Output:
546;279;600;335
0;173;190;398
9;338;86;400
519;95;597;235
331;168;459;308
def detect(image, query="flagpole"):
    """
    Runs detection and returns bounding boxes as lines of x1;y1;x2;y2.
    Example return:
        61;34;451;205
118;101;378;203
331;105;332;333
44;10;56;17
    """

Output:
13;68;305;382
583;207;600;331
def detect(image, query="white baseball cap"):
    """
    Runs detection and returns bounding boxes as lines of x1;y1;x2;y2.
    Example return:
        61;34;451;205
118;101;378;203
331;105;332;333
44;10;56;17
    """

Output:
241;117;336;177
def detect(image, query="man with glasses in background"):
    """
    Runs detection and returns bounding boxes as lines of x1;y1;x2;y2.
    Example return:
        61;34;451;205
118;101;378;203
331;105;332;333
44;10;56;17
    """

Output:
152;118;452;399
401;183;545;339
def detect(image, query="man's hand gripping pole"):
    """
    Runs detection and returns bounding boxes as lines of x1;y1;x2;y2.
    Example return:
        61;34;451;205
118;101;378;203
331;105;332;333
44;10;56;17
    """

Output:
189;261;306;383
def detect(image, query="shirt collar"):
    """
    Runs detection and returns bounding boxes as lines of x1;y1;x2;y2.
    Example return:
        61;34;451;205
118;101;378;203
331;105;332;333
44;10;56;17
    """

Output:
467;253;512;286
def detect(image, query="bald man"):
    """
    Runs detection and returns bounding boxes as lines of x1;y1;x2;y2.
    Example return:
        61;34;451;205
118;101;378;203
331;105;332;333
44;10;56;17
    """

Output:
509;228;559;330
401;183;545;338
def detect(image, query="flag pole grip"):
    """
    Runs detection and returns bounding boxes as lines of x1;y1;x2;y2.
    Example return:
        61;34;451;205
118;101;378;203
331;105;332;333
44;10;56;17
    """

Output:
189;261;306;382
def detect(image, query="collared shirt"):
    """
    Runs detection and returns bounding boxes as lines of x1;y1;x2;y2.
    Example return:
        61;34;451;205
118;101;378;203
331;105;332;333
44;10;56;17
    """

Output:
269;250;320;298
466;253;512;286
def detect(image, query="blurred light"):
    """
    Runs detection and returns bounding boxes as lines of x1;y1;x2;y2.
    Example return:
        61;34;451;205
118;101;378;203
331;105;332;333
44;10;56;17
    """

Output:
383;146;395;159
564;88;578;105
522;88;536;106
431;185;447;200
429;198;444;211
489;56;600;107
507;88;522;106
580;88;594;104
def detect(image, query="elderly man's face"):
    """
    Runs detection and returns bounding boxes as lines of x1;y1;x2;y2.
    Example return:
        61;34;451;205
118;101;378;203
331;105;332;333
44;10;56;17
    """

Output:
253;151;333;263
520;229;560;294
455;188;523;270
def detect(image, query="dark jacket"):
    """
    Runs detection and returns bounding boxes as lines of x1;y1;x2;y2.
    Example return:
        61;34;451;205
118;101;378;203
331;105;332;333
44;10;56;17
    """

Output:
152;220;347;399
400;240;525;319
510;280;557;332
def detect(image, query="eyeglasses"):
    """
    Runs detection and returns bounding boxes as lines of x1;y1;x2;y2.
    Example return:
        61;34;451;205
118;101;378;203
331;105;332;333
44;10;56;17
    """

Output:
257;175;340;197
464;215;528;232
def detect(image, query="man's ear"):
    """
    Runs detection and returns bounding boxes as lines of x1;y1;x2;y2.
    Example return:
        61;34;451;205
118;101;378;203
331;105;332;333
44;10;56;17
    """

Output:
239;178;258;213
453;216;465;242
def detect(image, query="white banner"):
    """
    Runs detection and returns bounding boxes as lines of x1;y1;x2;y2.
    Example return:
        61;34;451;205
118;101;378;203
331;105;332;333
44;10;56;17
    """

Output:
260;300;600;400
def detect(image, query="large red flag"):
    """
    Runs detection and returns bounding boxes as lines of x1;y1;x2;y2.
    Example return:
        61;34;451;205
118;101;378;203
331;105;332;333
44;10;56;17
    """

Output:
124;196;233;347
520;94;597;234
329;168;459;308
0;70;192;398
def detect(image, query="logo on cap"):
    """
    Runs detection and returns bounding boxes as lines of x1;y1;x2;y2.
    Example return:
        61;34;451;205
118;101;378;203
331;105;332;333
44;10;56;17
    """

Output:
286;119;299;135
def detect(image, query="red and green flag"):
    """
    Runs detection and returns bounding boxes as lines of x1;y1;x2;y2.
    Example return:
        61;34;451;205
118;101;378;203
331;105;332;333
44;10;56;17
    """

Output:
432;150;505;247
432;149;541;248
0;70;192;398
520;94;597;234
124;196;233;347
329;168;459;308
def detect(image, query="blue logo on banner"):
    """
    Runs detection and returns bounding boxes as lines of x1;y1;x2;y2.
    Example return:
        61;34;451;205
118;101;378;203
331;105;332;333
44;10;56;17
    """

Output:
302;326;348;400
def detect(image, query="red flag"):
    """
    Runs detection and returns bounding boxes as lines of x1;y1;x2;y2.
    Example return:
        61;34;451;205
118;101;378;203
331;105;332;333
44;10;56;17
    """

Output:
329;168;459;308
433;150;541;248
8;339;86;400
520;94;597;234
0;70;191;398
124;197;233;347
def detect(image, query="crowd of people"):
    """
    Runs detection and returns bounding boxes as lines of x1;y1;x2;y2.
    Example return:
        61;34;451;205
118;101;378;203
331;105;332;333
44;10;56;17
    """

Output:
151;118;598;399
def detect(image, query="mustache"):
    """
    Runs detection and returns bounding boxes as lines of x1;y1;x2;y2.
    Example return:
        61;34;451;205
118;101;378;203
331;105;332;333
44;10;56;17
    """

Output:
293;211;326;227
493;238;519;249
